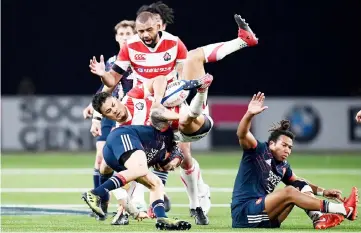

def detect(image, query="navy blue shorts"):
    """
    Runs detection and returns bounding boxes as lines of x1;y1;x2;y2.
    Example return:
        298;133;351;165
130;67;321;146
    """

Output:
96;118;116;142
102;127;143;172
231;197;280;228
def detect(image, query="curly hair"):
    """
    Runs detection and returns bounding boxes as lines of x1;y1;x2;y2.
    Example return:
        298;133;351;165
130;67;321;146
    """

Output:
267;120;295;143
136;1;174;26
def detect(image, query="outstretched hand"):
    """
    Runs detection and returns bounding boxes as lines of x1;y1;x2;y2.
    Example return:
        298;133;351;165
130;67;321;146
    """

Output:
89;55;106;77
247;92;268;115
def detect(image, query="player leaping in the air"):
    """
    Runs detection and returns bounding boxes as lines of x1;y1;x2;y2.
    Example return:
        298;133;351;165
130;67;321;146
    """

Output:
90;11;258;224
231;92;358;229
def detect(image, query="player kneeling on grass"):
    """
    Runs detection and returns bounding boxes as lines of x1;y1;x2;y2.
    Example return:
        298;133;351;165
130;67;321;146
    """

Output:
82;124;191;231
231;92;358;229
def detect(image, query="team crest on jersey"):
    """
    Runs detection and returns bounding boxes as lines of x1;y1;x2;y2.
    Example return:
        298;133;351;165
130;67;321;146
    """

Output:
135;102;144;110
163;52;171;61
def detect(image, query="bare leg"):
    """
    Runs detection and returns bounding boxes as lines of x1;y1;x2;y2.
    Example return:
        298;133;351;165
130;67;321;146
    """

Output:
264;186;348;220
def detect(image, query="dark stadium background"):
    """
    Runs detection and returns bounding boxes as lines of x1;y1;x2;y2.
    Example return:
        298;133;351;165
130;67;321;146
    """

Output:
2;0;361;96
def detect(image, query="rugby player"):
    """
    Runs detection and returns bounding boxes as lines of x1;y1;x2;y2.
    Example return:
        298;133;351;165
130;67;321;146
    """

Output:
90;10;258;224
231;92;358;229
82;124;192;231
82;20;136;222
355;109;361;123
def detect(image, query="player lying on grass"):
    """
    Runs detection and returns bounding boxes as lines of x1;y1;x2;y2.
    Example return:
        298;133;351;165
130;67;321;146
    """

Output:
231;92;358;229
82;124;192;231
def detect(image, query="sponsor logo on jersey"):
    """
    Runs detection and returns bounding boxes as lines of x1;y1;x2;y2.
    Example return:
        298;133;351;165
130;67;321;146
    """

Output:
134;54;146;61
266;170;281;193
146;148;159;163
137;67;172;73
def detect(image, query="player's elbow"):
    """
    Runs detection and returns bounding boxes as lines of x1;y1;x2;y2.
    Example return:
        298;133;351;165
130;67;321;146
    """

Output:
236;129;246;140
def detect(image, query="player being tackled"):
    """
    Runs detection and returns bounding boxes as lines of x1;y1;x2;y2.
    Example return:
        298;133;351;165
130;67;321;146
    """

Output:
82;124;191;230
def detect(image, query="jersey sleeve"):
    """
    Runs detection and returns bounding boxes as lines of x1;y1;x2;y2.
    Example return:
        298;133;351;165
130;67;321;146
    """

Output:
114;43;131;71
105;56;116;72
242;140;268;160
176;38;188;63
95;84;104;94
282;163;296;185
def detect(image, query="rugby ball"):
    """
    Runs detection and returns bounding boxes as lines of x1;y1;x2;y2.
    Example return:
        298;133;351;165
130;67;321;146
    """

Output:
161;80;190;107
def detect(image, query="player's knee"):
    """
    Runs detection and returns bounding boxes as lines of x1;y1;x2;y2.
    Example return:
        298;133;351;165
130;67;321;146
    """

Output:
99;160;113;174
284;185;299;200
187;48;205;63
95;151;103;165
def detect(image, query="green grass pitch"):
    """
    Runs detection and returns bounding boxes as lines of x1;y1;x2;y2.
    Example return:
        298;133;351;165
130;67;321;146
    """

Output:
1;152;360;232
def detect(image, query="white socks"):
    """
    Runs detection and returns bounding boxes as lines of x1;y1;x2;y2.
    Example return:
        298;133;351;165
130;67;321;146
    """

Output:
180;158;204;209
202;38;247;63
189;90;208;118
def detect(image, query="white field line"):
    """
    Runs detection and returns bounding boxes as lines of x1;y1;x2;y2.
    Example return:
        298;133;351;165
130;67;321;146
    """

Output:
2;204;360;209
2;168;361;175
1;204;229;209
1;232;353;233
2;187;361;193
0;187;232;193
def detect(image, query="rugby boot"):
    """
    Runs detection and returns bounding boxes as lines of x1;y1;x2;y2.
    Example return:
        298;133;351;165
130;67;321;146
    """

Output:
343;187;358;220
191;207;209;225
234;14;258;47
155;217;192;230
95;201;108;221
313;213;344;229
81;191;105;218
111;210;129;225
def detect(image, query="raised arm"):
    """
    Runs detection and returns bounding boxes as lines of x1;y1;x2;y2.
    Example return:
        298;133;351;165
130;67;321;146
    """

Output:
236;92;268;149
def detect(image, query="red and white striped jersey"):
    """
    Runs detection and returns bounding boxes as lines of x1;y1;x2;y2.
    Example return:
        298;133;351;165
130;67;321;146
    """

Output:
116;95;181;130
114;31;187;84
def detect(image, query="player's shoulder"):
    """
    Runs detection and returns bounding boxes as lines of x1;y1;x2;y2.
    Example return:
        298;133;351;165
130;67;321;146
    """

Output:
245;140;268;152
161;31;179;41
126;34;142;45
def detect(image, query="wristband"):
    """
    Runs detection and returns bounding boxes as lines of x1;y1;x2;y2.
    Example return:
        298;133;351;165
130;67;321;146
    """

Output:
316;188;325;196
112;63;126;75
92;117;102;121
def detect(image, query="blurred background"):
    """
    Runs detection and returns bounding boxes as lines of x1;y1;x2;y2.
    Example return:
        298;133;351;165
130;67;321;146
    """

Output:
2;1;361;231
2;0;361;152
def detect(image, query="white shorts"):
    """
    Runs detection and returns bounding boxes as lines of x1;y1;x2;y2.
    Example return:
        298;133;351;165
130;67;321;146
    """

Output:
173;114;213;142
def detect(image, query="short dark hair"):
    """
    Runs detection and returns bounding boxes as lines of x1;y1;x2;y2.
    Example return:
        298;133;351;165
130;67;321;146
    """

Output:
136;12;155;24
136;1;174;25
267;120;295;143
92;92;112;113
